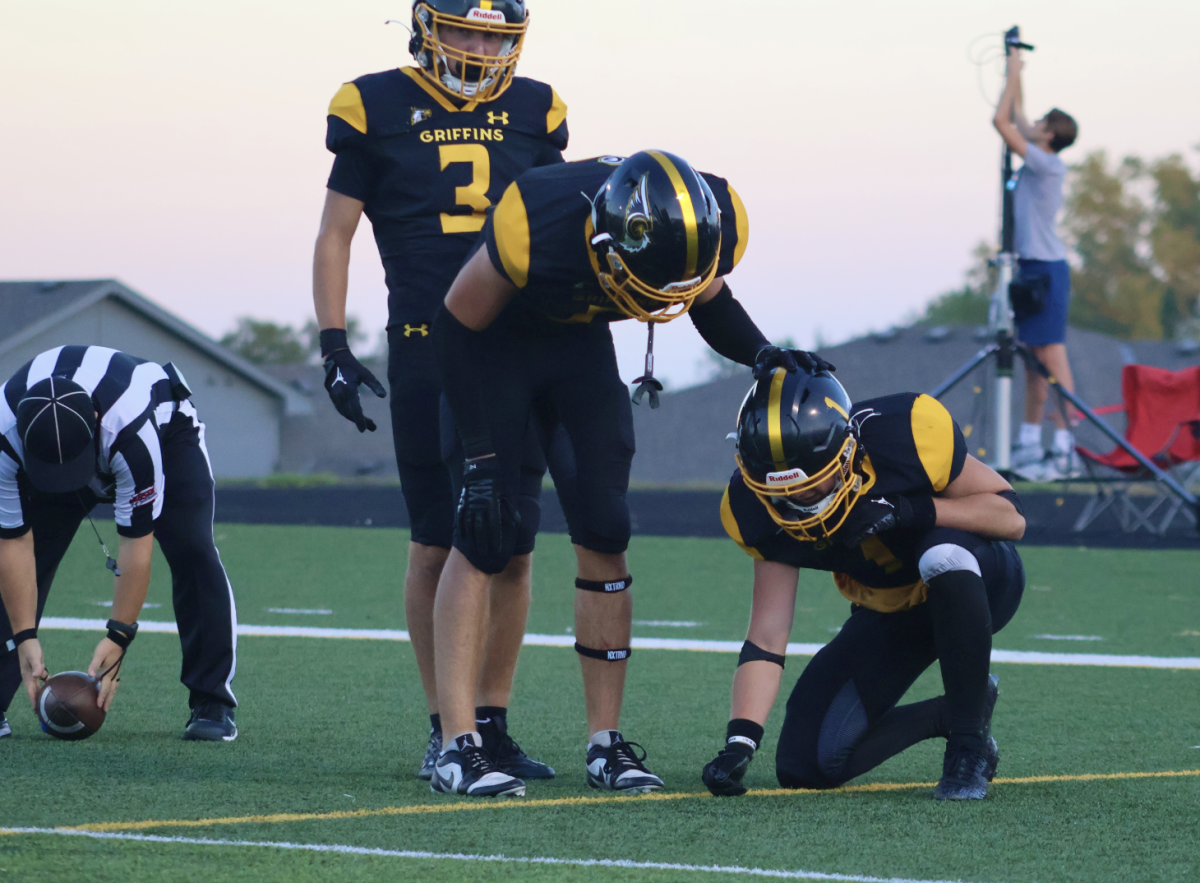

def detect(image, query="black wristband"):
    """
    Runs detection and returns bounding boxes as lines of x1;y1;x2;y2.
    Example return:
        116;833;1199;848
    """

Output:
105;619;138;650
909;495;938;534
10;628;38;650
726;718;765;754
319;328;349;358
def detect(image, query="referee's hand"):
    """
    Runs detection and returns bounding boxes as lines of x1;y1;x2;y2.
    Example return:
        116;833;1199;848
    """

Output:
87;637;125;713
17;640;48;711
323;349;387;433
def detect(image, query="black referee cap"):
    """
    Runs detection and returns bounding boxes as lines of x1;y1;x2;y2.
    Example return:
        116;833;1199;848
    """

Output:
17;376;98;494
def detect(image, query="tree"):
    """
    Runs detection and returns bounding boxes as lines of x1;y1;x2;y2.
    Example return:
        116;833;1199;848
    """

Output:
1148;151;1200;339
220;319;310;365
919;241;996;327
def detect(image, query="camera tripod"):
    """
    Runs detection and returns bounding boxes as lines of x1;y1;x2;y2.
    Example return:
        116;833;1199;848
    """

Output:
931;26;1199;525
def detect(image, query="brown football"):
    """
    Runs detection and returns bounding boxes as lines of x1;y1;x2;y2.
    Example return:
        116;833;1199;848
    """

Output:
36;671;106;741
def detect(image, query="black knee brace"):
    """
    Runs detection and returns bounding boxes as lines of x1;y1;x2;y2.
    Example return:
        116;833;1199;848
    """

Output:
574;574;632;594
574;643;631;662
738;640;785;668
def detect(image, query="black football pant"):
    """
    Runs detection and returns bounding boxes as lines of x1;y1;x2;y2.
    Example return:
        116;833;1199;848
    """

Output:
775;528;1024;789
447;322;633;575
0;406;238;713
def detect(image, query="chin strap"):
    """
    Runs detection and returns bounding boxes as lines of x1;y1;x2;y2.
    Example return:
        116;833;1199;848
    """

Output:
631;322;663;409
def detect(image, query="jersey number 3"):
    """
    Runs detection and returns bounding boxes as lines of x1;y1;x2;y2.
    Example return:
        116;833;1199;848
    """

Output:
439;144;491;234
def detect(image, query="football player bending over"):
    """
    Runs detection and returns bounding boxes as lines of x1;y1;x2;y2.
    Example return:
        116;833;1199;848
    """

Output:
704;366;1026;801
430;151;830;796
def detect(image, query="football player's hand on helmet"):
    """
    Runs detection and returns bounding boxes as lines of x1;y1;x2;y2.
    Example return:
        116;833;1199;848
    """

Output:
752;346;836;380
702;744;754;797
321;332;387;433
457;456;520;555
836;494;937;548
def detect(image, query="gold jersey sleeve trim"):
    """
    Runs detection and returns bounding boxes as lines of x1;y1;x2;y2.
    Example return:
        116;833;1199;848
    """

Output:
494;183;531;288
547;89;568;134
911;393;956;492
721;488;764;560
727;183;750;269
328;83;367;134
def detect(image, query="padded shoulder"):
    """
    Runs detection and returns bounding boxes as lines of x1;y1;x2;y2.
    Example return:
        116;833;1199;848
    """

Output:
854;393;966;494
701;173;750;274
721;474;772;559
326;69;430;152
495;77;569;150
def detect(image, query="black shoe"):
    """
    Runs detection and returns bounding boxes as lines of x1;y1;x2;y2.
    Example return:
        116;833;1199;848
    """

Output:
431;734;525;797
184;701;238;742
586;731;664;794
417;729;442;781
935;735;991;801
0;713;9;739
702;746;753;796
477;716;555;779
982;674;1000;781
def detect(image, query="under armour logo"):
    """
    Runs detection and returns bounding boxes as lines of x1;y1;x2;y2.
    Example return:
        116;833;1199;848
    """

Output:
331;369;347;387
404;323;429;338
487;111;509;125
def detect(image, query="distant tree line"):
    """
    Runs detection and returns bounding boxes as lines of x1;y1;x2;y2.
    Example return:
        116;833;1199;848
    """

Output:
921;147;1200;341
219;317;367;365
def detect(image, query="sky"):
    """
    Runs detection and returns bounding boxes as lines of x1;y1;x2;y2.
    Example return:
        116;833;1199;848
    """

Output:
2;0;1198;389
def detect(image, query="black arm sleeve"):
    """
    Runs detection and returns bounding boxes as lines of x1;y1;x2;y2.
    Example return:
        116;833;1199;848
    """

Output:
432;304;494;461
688;283;770;367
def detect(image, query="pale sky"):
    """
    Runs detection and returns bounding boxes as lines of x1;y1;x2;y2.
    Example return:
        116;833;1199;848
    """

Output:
3;0;1198;388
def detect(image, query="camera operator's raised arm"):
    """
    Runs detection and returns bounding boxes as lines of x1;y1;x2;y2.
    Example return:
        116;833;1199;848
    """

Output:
992;48;1029;158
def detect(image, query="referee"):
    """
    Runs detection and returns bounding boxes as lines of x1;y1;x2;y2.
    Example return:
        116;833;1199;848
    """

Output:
0;346;238;741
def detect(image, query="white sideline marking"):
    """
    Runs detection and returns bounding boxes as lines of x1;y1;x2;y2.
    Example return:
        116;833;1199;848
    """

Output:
633;620;704;627
37;618;1200;669
0;827;985;883
1033;634;1104;642
267;608;333;615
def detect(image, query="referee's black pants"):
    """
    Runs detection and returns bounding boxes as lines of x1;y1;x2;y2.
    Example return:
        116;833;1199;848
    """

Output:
0;407;238;713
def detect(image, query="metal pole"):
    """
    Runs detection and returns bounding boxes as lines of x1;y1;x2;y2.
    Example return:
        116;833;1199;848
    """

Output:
931;345;999;399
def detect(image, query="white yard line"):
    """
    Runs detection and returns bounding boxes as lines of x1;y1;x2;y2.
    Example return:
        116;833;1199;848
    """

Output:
38;618;1200;670
0;827;988;883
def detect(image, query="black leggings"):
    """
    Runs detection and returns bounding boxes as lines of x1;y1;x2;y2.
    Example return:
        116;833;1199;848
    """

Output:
775;529;1024;788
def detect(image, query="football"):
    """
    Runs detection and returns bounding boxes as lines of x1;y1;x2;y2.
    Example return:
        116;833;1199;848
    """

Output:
36;672;106;741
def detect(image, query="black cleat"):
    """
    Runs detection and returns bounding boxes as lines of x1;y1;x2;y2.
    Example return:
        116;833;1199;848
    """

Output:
702;747;753;796
477;715;555;779
586;731;664;794
982;674;1000;781
431;734;525;797
417;729;442;781
935;735;991;801
0;713;10;739
184;701;238;742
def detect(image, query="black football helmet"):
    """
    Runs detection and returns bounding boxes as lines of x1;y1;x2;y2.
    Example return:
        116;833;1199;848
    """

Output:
409;0;528;102
588;151;722;323
734;366;874;541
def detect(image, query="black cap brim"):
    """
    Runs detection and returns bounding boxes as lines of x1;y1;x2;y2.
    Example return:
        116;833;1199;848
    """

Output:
23;444;96;494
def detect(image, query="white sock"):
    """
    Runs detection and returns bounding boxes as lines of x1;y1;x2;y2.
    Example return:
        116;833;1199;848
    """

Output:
1053;429;1073;455
441;731;481;755
589;729;621;749
1018;423;1042;447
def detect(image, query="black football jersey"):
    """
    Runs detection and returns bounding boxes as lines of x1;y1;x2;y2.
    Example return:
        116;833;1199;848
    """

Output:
721;393;968;613
480;157;750;327
325;67;568;323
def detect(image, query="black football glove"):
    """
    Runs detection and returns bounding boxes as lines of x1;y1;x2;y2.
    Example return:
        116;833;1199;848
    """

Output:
457;456;520;556
702;743;754;797
836;494;937;547
320;330;386;433
752;346;836;381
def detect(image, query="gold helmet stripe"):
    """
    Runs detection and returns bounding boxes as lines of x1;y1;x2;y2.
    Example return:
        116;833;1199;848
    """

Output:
480;0;494;8
767;367;789;471
647;151;699;277
825;396;849;420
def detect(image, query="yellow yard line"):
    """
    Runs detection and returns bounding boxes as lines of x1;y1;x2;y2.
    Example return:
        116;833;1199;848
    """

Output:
67;769;1200;833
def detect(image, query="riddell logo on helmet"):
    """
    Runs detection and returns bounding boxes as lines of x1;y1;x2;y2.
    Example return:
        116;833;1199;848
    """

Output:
467;8;506;23
766;468;807;485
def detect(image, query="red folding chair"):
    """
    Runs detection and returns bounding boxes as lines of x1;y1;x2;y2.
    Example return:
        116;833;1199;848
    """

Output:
1075;364;1200;534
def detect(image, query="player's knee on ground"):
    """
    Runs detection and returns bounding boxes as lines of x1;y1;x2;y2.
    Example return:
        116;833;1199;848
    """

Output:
918;543;982;583
776;680;867;790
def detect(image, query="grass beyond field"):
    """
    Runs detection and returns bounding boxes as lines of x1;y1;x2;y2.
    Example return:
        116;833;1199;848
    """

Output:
1;525;1198;883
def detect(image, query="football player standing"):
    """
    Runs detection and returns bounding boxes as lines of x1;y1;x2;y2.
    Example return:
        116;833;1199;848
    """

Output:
429;150;832;796
312;0;567;782
703;366;1026;800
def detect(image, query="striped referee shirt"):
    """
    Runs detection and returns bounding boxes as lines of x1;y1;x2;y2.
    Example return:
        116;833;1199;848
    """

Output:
0;346;178;540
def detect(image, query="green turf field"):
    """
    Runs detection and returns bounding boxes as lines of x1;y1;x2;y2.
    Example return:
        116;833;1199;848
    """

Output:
2;525;1198;883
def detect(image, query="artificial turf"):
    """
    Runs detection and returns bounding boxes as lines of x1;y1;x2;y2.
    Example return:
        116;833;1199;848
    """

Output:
1;525;1198;883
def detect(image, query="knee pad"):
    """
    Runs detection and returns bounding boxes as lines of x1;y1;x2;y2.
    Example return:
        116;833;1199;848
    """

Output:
919;544;982;583
816;680;869;782
574;642;631;662
738;640;785;668
574;574;631;594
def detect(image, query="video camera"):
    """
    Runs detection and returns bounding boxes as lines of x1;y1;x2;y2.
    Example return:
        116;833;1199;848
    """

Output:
1004;26;1035;53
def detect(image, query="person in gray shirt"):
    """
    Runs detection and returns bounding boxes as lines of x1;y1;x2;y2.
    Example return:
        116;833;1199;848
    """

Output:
993;46;1079;478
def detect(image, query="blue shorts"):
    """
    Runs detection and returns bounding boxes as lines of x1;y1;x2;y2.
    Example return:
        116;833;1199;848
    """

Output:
1014;258;1071;347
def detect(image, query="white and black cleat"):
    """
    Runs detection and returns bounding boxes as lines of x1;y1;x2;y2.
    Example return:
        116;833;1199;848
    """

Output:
183;701;237;742
586;731;664;794
431;733;526;798
0;713;10;739
417;728;442;781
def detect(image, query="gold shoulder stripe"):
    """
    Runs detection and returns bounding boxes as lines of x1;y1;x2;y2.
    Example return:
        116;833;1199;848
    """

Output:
721;487;764;559
546;88;568;134
648;151;698;277
911;394;956;492
494;183;531;288
726;183;750;268
400;66;461;114
767;367;789;471
328;83;367;134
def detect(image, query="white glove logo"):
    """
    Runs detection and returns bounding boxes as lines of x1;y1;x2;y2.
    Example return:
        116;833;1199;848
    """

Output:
332;369;347;387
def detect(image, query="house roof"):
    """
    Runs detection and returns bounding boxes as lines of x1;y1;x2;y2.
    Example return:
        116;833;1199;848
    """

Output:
0;279;311;415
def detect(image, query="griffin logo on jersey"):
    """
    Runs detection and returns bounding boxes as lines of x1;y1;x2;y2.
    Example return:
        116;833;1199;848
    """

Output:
411;107;434;125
